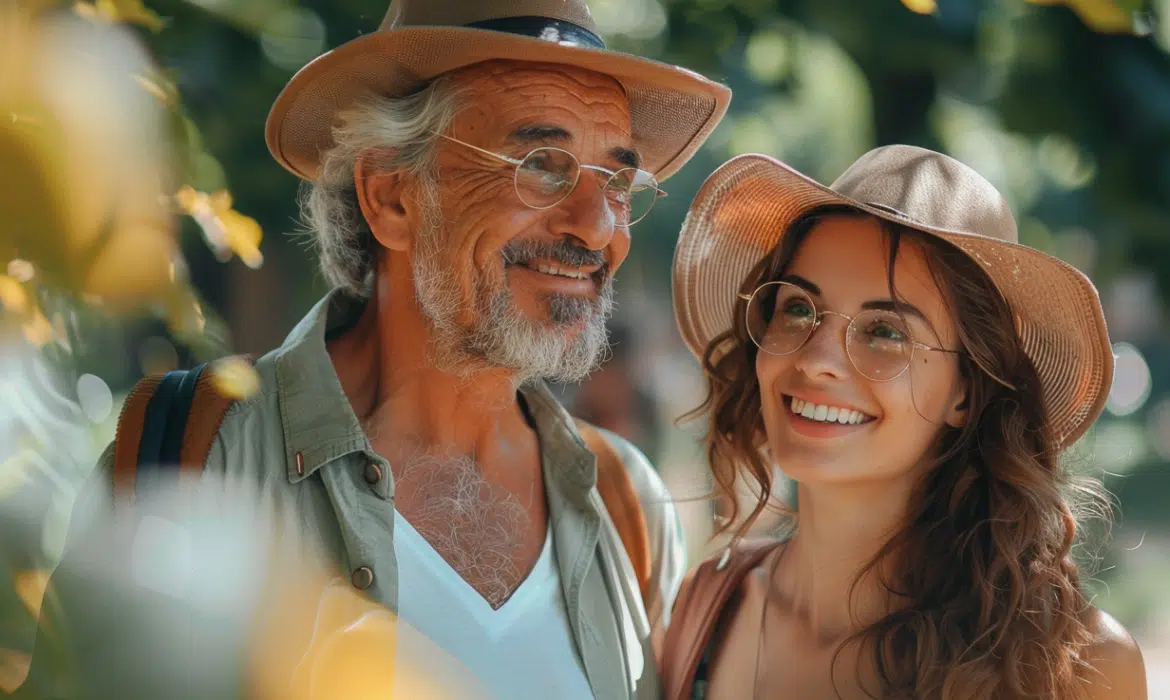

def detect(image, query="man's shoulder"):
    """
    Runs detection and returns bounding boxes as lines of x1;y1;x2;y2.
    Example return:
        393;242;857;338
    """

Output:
594;427;670;506
204;349;287;471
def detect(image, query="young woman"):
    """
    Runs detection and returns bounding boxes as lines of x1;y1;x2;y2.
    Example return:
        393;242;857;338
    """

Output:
660;147;1147;700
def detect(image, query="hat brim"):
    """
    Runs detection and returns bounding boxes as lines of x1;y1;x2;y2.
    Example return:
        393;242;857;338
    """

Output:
673;154;1114;448
265;26;731;182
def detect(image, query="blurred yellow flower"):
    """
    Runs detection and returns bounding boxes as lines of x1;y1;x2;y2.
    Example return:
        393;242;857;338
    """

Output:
176;186;265;270
900;0;937;14
210;356;260;400
161;286;207;338
73;0;165;31
0;275;30;314
1025;0;1135;32
6;259;35;283
250;574;463;700
1;4;180;319
21;310;55;347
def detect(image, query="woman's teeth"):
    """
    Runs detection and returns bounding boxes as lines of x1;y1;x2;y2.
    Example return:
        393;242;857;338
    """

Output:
528;262;589;280
790;397;867;425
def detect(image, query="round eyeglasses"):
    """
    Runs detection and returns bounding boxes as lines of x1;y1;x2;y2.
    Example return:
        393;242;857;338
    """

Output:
740;281;961;382
435;133;665;226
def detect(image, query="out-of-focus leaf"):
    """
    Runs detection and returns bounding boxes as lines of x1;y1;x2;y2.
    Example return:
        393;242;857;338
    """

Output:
74;0;165;31
13;570;51;621
1026;0;1135;33
176;186;264;269
0;112;77;288
0;649;32;694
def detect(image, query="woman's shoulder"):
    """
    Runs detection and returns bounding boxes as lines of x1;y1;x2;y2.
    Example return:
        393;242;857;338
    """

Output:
1082;607;1147;700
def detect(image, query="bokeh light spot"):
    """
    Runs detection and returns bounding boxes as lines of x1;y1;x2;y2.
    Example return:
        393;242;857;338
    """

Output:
76;373;113;424
745;30;792;83
1107;343;1152;417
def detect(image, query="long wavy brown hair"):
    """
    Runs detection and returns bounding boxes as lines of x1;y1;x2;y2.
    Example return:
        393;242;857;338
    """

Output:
691;204;1110;699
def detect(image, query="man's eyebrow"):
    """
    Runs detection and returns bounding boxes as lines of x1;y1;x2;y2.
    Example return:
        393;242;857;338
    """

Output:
608;146;641;169
509;125;572;144
508;125;641;169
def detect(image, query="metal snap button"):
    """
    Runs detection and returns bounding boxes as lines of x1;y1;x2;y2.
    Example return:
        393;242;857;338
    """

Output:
351;566;374;590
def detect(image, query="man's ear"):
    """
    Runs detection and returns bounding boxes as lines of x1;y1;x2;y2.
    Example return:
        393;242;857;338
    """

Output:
354;153;412;252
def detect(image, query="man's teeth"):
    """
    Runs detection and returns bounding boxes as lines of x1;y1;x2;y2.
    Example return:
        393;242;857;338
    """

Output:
529;263;589;280
790;397;867;425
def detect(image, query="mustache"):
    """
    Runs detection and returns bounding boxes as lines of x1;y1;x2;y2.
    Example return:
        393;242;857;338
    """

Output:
500;239;608;274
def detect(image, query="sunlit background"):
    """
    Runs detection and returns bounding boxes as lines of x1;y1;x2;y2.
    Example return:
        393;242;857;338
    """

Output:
3;0;1170;695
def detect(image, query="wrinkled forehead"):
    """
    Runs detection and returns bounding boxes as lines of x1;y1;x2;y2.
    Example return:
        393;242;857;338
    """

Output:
446;60;632;129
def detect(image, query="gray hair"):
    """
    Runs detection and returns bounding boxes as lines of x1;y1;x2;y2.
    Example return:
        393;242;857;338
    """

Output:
299;78;463;296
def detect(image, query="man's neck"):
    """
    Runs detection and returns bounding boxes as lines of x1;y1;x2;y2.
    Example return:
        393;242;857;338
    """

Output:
327;270;534;468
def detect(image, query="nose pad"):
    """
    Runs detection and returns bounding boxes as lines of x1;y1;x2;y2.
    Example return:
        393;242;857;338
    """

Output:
793;316;853;379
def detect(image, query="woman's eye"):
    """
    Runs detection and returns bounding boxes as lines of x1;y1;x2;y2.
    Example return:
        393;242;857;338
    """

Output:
783;302;814;318
868;322;906;342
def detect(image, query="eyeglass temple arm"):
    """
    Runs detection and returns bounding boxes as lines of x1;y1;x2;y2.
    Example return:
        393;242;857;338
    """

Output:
434;132;524;166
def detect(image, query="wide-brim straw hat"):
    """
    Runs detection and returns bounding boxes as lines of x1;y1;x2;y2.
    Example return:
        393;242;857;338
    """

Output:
673;147;1114;448
265;0;731;182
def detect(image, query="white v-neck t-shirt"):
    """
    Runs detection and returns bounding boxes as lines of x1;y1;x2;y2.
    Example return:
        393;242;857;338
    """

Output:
390;511;595;700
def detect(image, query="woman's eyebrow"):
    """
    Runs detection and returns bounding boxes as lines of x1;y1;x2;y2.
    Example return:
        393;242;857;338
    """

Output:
780;274;820;296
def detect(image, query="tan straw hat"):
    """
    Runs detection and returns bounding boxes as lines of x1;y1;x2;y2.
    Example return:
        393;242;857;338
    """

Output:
673;147;1114;447
265;0;731;182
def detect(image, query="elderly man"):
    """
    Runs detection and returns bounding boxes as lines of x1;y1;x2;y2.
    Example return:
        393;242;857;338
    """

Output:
27;1;730;699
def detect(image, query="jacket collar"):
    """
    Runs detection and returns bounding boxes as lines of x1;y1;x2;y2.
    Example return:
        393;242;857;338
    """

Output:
272;289;597;487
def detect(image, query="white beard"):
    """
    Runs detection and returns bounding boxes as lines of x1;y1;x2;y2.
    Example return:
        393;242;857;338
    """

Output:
410;178;613;384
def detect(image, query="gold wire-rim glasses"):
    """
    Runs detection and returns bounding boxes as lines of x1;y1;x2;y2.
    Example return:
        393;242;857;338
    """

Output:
739;281;963;382
434;132;666;226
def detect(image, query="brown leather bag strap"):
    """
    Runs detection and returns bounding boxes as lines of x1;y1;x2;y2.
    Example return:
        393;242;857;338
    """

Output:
112;357;249;500
574;419;654;605
661;540;781;700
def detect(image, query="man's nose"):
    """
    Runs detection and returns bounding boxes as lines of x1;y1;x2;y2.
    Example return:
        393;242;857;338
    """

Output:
553;175;618;251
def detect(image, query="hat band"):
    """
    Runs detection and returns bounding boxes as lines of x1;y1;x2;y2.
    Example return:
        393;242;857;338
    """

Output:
465;16;606;50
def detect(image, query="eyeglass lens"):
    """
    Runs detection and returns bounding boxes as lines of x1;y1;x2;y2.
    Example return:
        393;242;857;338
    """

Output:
745;281;917;381
513;147;659;225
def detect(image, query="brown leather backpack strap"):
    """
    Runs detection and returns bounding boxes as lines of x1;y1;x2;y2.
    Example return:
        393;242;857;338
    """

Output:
112;375;165;496
661;540;781;700
574;419;654;604
111;356;250;501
